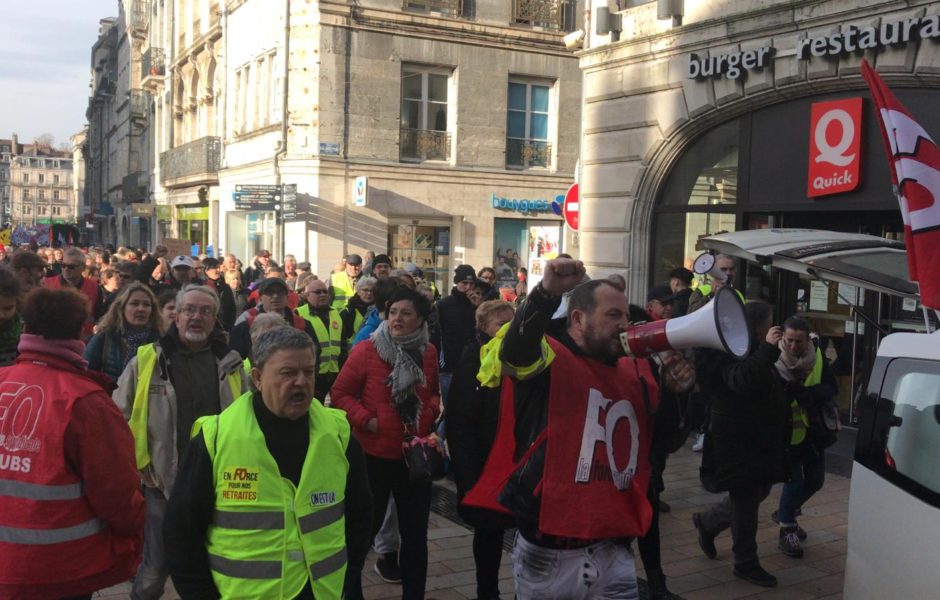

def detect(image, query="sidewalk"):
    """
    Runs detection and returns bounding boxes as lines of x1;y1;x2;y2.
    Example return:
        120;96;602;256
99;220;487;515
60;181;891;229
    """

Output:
99;442;849;599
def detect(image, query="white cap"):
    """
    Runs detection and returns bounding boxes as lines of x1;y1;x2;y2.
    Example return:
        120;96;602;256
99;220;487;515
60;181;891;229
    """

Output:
170;255;196;269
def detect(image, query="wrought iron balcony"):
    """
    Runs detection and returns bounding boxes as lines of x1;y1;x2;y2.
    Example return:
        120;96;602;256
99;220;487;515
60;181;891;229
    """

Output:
506;138;552;169
400;129;451;162
513;0;575;31
160;136;221;185
129;0;151;30
142;47;166;80
404;0;463;16
122;171;148;202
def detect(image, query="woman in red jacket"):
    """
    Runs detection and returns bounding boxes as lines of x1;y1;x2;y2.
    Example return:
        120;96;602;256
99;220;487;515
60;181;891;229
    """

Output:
0;287;144;600
332;287;441;600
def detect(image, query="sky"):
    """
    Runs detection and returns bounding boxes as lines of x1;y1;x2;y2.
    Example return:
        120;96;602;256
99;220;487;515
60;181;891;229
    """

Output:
0;1;117;147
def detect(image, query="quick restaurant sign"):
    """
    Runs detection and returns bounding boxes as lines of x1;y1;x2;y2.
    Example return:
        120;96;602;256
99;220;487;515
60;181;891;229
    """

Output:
688;14;940;81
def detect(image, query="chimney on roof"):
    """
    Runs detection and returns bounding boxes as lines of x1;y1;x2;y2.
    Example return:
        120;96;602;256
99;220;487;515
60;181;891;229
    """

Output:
10;134;17;156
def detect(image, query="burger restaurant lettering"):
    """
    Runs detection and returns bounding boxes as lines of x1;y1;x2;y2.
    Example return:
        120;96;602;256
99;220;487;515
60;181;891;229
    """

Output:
688;13;940;81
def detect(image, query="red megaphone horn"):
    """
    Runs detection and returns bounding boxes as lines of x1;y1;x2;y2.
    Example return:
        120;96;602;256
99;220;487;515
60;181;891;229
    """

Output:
619;287;750;358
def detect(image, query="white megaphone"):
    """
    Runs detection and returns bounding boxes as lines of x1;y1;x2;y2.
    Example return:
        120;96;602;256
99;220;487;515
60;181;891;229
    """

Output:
619;287;750;358
693;252;728;283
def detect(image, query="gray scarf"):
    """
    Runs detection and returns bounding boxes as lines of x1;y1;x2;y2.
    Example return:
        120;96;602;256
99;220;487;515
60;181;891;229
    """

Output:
775;339;817;382
371;320;429;427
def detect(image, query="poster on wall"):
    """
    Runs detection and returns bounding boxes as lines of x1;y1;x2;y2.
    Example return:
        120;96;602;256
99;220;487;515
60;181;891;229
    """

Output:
493;220;528;292
527;224;560;291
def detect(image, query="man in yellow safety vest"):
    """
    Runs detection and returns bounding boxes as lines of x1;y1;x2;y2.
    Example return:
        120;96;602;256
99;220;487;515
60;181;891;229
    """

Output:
113;284;247;600
163;327;373;599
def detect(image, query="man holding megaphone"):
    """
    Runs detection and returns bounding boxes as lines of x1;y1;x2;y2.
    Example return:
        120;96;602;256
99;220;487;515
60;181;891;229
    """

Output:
464;258;700;599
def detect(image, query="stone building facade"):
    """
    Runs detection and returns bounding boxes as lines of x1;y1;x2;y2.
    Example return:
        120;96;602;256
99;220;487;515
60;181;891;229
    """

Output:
216;0;583;290
7;141;74;226
84;2;154;248
578;0;940;419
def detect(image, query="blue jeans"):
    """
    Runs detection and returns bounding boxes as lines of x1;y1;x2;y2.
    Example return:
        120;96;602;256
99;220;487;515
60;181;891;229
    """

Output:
777;441;826;525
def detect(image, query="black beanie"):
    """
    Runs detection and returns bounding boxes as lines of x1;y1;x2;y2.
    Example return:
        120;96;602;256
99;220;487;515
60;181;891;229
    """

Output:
454;264;476;284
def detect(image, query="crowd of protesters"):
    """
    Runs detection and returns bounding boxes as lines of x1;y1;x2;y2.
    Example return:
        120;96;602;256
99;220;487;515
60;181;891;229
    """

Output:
0;240;839;599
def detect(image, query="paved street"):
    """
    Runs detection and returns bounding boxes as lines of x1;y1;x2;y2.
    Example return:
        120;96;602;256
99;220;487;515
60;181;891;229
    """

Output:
98;441;850;599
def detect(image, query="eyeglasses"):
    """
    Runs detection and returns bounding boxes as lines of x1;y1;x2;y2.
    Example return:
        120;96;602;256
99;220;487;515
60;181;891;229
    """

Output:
62;263;83;270
179;305;215;318
306;290;328;295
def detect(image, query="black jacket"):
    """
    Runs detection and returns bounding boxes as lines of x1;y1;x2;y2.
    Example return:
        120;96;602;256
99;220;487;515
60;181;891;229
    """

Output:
164;394;373;599
446;334;514;530
695;341;790;491
229;306;318;360
205;277;237;332
436;287;476;372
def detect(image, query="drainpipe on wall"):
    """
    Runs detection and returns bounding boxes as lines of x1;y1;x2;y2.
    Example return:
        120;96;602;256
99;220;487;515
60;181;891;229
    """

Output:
273;0;291;262
216;1;228;257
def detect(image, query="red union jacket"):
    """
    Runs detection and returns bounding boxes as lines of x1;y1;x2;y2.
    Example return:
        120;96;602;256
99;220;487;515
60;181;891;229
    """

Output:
464;336;658;540
0;347;144;598
331;339;441;459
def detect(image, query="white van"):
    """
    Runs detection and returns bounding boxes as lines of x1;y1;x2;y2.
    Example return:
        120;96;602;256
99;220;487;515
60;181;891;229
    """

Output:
698;229;940;598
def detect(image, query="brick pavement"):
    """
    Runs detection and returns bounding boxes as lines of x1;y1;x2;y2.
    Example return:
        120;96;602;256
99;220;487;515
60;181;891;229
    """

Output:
98;442;850;599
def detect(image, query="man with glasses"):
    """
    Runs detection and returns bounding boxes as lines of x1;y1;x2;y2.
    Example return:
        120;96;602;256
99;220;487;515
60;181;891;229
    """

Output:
114;285;247;600
297;279;344;400
229;277;315;360
43;247;105;339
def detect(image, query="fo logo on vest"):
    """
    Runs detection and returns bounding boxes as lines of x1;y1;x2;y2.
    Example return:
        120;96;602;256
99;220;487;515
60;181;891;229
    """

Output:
222;466;260;502
575;389;639;491
0;381;45;454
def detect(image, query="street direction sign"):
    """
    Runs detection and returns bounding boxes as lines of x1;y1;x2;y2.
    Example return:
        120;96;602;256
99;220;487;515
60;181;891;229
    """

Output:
281;184;297;220
234;184;281;210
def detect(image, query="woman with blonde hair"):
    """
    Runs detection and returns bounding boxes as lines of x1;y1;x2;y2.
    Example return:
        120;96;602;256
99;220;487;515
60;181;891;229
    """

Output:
85;282;163;382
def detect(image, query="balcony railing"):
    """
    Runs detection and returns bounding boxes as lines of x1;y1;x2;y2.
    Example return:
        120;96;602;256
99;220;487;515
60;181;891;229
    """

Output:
122;171;148;202
142;47;166;79
404;0;463;16
160;136;221;185
129;0;151;30
513;0;575;31
506;138;552;169
400;129;451;162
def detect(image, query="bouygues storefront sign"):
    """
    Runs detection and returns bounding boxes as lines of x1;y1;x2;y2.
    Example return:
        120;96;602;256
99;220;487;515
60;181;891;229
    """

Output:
687;14;940;80
807;98;863;198
491;192;558;214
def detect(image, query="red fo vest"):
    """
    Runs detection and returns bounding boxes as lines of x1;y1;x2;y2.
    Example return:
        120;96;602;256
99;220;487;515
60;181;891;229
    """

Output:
246;307;307;331
43;275;99;338
0;356;137;584
464;337;658;540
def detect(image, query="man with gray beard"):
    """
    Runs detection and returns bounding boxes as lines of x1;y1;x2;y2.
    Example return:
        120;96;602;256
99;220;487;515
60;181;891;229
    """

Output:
113;284;247;600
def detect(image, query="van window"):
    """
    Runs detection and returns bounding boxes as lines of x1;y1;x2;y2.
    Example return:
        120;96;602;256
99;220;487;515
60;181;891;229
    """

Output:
882;359;940;495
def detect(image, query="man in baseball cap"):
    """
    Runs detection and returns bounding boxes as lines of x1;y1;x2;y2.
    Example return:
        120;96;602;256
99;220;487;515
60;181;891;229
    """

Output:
328;254;363;311
646;284;676;321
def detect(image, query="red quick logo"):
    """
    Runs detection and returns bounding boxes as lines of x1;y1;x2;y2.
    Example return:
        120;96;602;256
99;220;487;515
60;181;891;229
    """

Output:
808;98;863;198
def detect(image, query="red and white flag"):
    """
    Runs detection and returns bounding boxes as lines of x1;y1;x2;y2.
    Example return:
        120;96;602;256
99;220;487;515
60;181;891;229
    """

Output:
861;58;940;309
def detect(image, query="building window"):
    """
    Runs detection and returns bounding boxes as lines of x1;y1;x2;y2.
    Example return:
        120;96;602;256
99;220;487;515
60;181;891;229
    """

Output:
53;206;62;216
0;171;6;181
400;65;452;162
22;173;28;184
52;160;59;168
22;189;29;200
53;190;60;201
506;80;552;169
651;120;739;286
38;191;45;201
53;174;60;185
38;174;45;184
